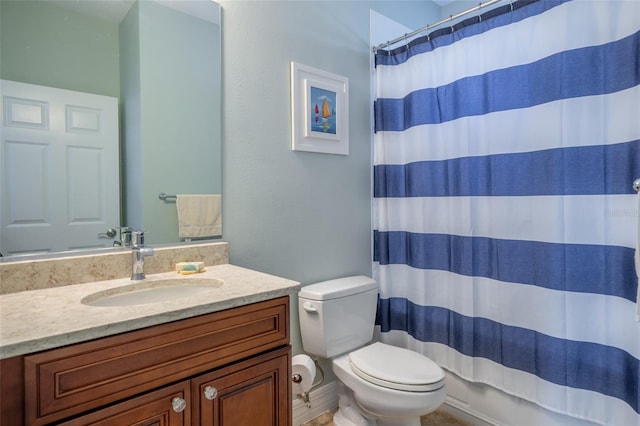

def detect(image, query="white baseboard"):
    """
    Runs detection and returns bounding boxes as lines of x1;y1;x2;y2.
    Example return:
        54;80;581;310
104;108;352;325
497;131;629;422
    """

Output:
292;382;338;426
440;397;499;426
291;381;499;426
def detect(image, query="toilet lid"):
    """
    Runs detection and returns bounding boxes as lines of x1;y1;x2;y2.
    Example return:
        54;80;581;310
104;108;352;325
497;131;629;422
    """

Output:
348;342;445;392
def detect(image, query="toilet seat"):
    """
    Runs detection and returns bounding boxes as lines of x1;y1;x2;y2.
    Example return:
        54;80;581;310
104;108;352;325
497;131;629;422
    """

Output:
348;342;445;392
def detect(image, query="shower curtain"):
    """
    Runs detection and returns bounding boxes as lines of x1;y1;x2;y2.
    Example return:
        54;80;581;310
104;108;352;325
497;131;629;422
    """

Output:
372;1;640;425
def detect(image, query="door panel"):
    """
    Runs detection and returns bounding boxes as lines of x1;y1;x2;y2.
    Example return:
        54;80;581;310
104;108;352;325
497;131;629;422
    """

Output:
1;80;119;255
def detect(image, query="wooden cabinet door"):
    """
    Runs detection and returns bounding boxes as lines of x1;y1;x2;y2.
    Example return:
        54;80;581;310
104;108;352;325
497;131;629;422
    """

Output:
59;381;190;426
192;346;291;426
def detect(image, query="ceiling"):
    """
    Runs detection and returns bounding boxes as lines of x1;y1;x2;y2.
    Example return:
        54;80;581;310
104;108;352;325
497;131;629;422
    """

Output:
49;0;219;25
50;0;136;23
432;0;457;6
51;0;460;24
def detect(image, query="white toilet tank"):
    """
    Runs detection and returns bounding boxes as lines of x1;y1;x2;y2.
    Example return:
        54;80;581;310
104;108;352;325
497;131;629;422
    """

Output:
298;276;378;358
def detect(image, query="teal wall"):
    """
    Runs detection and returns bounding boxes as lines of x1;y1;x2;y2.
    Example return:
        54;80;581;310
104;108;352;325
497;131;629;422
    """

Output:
219;0;439;376
120;3;144;233
0;1;119;97
221;0;437;286
120;1;222;244
441;0;479;18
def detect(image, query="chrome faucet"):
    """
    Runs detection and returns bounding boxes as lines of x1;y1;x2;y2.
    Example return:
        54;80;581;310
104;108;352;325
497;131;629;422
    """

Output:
131;230;154;280
112;227;133;247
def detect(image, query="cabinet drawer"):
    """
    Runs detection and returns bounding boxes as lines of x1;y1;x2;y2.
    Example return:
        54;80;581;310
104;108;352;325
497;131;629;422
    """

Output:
59;381;190;426
24;297;289;425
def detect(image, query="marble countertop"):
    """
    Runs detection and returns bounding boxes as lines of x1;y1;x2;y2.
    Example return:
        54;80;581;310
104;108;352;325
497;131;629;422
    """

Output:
0;264;300;359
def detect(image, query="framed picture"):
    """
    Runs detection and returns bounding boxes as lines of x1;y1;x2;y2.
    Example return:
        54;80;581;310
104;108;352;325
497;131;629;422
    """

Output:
290;62;349;155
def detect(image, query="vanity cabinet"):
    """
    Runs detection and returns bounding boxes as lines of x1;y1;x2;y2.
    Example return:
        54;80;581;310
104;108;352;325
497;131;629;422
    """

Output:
0;297;291;426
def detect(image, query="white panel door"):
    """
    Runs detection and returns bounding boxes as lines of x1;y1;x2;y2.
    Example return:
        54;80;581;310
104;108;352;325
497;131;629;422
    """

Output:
1;80;119;256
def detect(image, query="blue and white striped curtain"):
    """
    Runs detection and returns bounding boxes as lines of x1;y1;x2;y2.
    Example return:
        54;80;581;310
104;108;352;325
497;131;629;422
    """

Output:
372;1;640;425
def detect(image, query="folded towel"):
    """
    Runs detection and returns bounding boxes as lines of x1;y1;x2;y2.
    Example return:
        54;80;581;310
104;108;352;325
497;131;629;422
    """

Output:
176;194;222;239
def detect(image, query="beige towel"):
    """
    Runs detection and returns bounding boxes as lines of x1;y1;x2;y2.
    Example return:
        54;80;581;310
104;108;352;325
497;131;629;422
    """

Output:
176;194;222;239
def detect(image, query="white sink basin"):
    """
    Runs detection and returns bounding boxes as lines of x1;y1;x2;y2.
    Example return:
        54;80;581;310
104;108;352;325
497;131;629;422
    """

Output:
81;278;224;307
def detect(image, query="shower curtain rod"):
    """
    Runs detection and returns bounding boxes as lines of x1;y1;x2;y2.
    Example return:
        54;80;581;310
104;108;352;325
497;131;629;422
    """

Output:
372;0;503;52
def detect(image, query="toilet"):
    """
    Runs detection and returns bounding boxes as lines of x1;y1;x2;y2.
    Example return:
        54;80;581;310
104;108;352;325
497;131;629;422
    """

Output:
298;276;446;426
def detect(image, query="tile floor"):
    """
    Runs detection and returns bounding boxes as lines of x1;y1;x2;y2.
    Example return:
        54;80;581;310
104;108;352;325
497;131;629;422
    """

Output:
302;408;470;426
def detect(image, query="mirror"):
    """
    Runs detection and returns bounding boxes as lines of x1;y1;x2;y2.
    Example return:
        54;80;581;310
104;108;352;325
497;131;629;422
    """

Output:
0;0;222;259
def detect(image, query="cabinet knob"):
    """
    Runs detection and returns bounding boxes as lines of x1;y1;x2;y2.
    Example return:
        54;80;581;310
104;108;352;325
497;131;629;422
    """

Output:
204;385;218;400
171;396;187;413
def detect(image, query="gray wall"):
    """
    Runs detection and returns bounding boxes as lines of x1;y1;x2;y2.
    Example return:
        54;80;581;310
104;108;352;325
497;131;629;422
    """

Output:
219;0;438;367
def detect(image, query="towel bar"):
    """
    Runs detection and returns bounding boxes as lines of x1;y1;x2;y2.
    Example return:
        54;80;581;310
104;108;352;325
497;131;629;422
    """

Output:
159;193;177;201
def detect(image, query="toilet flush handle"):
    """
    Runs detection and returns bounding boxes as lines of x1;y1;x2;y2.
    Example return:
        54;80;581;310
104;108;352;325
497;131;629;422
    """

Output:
302;301;318;313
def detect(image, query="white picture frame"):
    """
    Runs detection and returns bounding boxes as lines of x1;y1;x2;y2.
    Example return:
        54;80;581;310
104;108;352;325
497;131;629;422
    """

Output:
290;62;349;155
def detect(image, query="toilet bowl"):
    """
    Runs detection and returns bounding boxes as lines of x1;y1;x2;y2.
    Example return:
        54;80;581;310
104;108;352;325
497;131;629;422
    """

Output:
298;276;446;426
332;343;446;426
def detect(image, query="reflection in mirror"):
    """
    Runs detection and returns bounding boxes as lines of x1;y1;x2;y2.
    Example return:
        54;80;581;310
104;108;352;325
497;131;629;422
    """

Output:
0;0;222;259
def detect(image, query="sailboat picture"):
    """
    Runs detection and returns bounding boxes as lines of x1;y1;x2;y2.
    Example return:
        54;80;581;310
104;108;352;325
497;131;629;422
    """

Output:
309;86;337;135
291;62;348;155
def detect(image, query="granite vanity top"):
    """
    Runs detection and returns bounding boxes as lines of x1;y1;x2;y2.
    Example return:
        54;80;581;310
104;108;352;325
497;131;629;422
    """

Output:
0;264;300;359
